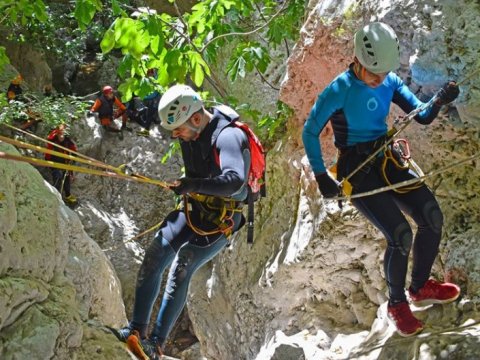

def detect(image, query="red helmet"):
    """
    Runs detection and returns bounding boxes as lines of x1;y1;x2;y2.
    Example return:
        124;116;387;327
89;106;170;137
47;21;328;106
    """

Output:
102;85;113;95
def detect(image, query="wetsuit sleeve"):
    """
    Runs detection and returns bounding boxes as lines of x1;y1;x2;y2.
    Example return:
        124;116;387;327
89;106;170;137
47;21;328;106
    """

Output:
302;86;340;174
114;97;127;112
391;75;441;125
91;99;102;112
196;127;247;197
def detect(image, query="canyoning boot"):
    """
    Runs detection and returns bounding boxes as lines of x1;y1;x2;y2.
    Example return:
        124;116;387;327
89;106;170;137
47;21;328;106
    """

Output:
137;129;150;137
409;279;460;307
65;194;78;205
126;331;163;360
387;301;424;337
106;325;135;343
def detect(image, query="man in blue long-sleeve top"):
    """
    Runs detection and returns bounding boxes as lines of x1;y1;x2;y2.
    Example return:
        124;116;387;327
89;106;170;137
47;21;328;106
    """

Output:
115;85;250;359
302;22;461;337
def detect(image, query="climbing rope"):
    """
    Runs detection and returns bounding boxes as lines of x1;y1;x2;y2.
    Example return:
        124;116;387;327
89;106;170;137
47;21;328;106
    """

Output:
0;123;173;189
337;67;480;198
338;93;439;190
330;152;479;201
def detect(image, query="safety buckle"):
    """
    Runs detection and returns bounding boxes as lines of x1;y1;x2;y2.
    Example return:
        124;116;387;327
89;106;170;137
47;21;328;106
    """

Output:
393;139;410;160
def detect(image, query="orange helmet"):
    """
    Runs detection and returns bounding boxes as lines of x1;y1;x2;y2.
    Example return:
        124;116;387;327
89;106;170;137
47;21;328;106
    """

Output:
102;85;113;95
11;74;23;85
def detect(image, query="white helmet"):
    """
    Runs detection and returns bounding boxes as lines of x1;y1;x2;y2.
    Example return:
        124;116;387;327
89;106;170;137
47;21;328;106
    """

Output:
158;85;203;130
354;22;400;74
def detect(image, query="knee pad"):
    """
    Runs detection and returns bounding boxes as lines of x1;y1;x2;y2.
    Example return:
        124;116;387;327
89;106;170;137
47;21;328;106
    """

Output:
422;201;443;234
392;223;413;256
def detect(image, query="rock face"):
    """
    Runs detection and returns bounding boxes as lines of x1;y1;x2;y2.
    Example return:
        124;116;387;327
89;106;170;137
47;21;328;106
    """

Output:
2;0;479;359
0;41;52;93
0;142;129;359
185;0;480;359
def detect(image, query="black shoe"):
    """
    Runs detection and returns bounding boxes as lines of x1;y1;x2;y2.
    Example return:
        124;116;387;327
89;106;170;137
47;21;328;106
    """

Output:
126;331;162;360
106;325;133;343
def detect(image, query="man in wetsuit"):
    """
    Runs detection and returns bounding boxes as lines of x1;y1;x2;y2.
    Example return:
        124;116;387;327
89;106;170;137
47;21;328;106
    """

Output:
115;85;250;359
303;22;460;337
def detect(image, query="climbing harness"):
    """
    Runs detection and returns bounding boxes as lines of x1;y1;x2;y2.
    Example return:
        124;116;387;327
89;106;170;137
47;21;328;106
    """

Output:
330;152;479;201
337;93;439;197
183;193;244;237
380;139;425;193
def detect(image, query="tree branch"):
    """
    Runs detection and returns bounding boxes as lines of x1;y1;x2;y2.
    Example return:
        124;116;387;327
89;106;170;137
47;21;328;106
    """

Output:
200;0;290;53
254;63;280;91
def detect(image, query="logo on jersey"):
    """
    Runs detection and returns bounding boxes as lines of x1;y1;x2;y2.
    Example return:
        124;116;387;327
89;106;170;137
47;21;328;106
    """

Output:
367;97;379;111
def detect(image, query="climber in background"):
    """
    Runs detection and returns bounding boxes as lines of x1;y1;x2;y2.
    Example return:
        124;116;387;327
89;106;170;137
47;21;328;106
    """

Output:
5;74;43;132
302;22;460;337
89;85;130;134
45;124;78;205
6;74;23;102
127;68;161;137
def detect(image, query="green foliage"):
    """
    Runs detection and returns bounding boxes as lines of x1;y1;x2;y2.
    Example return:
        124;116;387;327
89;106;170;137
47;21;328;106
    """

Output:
0;0;48;26
161;141;180;164
0;0;305;161
0;94;89;132
227;42;269;82
0;47;10;72
233;100;292;147
74;0;103;31
257;101;293;141
88;0;305;104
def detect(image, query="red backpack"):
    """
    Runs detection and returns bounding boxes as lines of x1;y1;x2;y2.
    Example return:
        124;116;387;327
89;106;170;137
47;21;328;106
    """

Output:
213;105;266;243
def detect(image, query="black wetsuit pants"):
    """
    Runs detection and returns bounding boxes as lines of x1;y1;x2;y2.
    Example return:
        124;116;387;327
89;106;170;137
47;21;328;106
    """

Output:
340;154;443;302
51;168;71;197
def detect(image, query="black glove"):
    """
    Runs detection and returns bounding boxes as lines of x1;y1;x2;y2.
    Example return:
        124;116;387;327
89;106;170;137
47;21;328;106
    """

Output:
170;177;200;195
315;172;340;199
436;81;460;106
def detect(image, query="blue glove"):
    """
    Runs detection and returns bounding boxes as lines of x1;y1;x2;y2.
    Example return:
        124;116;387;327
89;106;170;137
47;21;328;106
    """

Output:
170;177;200;195
315;172;339;198
436;81;459;105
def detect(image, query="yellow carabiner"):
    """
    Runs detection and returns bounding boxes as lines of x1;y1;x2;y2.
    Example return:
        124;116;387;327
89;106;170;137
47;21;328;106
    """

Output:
342;179;353;197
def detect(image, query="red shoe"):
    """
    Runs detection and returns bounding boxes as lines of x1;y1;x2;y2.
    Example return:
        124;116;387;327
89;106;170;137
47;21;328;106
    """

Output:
409;279;460;307
387;302;424;337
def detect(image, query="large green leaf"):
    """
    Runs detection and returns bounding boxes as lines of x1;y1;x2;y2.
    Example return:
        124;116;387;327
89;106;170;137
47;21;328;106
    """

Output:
0;47;10;72
100;28;115;53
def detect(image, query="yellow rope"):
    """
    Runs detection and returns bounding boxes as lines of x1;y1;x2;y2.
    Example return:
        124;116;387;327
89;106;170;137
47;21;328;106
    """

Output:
0;123;174;188
331;152;479;201
0;150;173;188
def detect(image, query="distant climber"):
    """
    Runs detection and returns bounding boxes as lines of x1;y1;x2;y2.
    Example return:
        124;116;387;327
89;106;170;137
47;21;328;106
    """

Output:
6;74;42;132
6;74;23;102
302;22;461;337
89;85;129;133
127;69;161;137
45;124;78;205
